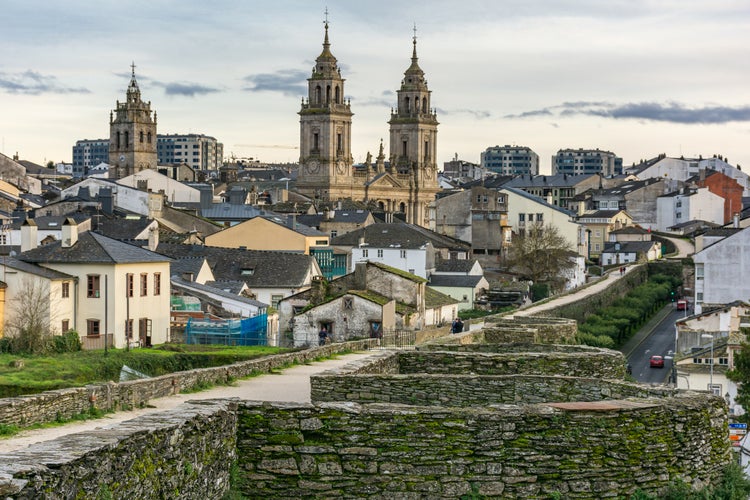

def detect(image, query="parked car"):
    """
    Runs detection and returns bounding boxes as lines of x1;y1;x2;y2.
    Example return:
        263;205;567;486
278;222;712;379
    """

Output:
650;355;664;368
677;299;687;311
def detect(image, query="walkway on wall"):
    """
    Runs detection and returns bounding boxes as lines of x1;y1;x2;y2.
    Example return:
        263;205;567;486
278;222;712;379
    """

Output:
0;351;376;454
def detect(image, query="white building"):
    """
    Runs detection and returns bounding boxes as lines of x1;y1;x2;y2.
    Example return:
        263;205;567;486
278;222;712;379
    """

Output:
351;243;430;279
499;187;585;256
117;169;202;205
480;145;539;176
693;226;750;314
17;219;171;349
656;187;725;232
628;155;750;196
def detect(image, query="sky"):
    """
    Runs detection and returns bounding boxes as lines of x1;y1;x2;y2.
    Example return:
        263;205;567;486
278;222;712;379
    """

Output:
1;0;749;174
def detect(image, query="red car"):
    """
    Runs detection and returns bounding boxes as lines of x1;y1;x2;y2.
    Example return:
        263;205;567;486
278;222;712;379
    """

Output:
650;355;664;368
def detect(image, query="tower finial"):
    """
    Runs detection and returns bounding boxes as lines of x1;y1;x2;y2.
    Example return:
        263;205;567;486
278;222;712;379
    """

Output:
412;23;418;60
323;7;330;47
130;61;136;78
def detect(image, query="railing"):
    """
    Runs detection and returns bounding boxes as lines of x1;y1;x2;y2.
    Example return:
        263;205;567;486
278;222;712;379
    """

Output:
375;329;416;350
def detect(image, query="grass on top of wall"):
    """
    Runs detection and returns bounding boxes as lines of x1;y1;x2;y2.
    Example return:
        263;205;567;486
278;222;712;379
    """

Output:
0;344;291;398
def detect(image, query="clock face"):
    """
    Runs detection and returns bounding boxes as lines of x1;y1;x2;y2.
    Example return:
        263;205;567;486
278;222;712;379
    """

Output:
119;154;126;164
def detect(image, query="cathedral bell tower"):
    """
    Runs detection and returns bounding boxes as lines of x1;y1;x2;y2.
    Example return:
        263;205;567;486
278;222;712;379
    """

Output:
109;63;157;179
388;29;439;226
296;19;354;202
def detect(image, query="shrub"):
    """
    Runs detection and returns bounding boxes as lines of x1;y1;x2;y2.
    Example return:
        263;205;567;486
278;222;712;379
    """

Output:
53;330;82;353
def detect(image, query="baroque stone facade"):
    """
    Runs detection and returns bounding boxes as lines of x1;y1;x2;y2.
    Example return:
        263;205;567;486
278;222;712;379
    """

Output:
109;63;158;179
296;23;439;227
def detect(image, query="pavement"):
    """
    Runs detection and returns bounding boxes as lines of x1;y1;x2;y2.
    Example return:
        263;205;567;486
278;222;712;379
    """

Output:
0;351;376;454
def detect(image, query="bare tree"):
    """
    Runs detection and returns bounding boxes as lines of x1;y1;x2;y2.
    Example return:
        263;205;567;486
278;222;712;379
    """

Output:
508;223;576;288
5;277;57;354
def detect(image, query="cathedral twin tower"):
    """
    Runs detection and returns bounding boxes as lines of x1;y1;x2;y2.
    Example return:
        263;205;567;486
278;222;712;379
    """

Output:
107;22;439;227
296;22;440;227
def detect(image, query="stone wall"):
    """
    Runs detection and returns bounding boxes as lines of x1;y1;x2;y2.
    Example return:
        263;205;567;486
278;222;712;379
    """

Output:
234;395;729;498
0;400;237;499
0;339;376;428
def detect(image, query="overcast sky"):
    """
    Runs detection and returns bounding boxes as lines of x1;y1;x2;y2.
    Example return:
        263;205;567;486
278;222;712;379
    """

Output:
1;0;749;173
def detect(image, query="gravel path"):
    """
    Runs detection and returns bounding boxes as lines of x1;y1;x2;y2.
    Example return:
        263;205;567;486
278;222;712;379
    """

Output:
0;351;376;454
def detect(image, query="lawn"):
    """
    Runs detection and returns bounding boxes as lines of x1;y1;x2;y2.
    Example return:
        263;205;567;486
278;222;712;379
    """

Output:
0;344;290;398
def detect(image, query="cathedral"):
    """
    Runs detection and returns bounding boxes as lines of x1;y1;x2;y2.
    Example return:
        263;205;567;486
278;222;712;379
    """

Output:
108;64;158;179
295;22;440;228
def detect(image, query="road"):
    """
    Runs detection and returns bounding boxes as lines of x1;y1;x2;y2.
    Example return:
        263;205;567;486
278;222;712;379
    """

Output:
626;306;686;384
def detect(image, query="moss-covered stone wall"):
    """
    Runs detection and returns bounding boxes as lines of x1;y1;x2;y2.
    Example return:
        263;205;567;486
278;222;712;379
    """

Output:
234;395;730;498
0;400;237;499
0;339;376;428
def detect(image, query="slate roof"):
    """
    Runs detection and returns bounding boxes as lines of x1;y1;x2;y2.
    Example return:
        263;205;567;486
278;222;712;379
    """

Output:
459;175;514;189
434;259;477;274
504;173;598;189
610;226;649;235
596;179;659;196
501;186;577;217
19;231;171;264
170;256;209;277
205;280;246;295
701;228;742;238
10;214;90;230
428;274;484;288
94;218;154;240
156;243;316;288
258;214;327;237
171;276;268;309
331;223;470;251
577;209;627;219
602;241;659;254
2;257;76;280
425;286;460;308
200;204;270;221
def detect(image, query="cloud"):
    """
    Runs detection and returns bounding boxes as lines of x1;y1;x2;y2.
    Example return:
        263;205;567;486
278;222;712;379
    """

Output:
437;108;492;119
0;70;90;95
242;69;308;97
158;82;221;97
506;101;750;124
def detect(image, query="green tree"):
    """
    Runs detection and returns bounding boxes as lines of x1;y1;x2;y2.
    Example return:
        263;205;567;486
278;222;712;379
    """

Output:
508;223;576;291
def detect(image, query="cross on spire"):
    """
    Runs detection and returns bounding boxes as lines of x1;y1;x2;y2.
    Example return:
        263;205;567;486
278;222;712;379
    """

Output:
130;61;136;78
413;23;417;42
324;7;329;26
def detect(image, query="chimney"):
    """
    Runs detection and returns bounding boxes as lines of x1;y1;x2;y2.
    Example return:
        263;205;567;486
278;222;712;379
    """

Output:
148;224;159;251
62;218;78;248
734;212;740;229
21;219;38;253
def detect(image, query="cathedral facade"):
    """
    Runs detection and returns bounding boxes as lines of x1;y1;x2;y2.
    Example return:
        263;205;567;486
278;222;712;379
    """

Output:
108;64;158;179
296;23;440;228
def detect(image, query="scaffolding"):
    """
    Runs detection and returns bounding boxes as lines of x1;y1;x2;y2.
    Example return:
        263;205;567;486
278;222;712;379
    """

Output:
185;314;267;346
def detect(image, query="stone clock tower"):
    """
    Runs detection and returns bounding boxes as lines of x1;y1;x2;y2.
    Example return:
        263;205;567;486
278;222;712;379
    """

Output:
387;32;440;226
296;21;354;201
109;63;158;179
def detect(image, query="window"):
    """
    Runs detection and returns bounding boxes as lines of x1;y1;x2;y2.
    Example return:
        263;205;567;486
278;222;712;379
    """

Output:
519;214;525;222
402;140;407;157
87;275;100;298
330;230;338;238
313;133;319;151
140;131;144;143
696;264;704;280
62;320;70;332
377;249;383;258
154;273;161;295
62;282;70;298
400;250;406;258
337;133;342;153
697;292;703;301
140;273;148;296
125;319;133;340
536;213;543;223
528;214;534;222
87;319;100;336
126;273;134;298
362;249;369;258
271;294;283;308
343;297;353;310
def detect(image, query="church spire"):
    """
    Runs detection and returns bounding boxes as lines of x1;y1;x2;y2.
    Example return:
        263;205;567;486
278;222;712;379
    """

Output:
127;61;141;103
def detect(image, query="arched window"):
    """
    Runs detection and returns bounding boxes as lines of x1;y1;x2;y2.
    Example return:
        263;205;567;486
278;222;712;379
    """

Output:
402;140;408;157
124;131;129;147
116;132;121;148
378;201;385;210
326;85;331;104
404;96;410;113
147;132;152;144
422;97;427;112
399;202;406;213
140;131;144;143
335;86;340;104
315;86;322;104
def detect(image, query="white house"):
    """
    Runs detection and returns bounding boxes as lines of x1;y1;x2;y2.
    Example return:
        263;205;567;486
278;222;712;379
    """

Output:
117;169;202;205
499;187;585;256
351;243;430;279
18;218;172;349
693;226;750;314
627;155;750;195
656;187;725;232
600;241;662;266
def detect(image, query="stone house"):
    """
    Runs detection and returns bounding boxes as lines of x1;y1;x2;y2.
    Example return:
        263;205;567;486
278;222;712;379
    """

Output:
279;261;457;346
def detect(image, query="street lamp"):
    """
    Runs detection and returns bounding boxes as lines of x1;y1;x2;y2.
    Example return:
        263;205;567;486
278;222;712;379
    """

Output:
701;333;714;392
